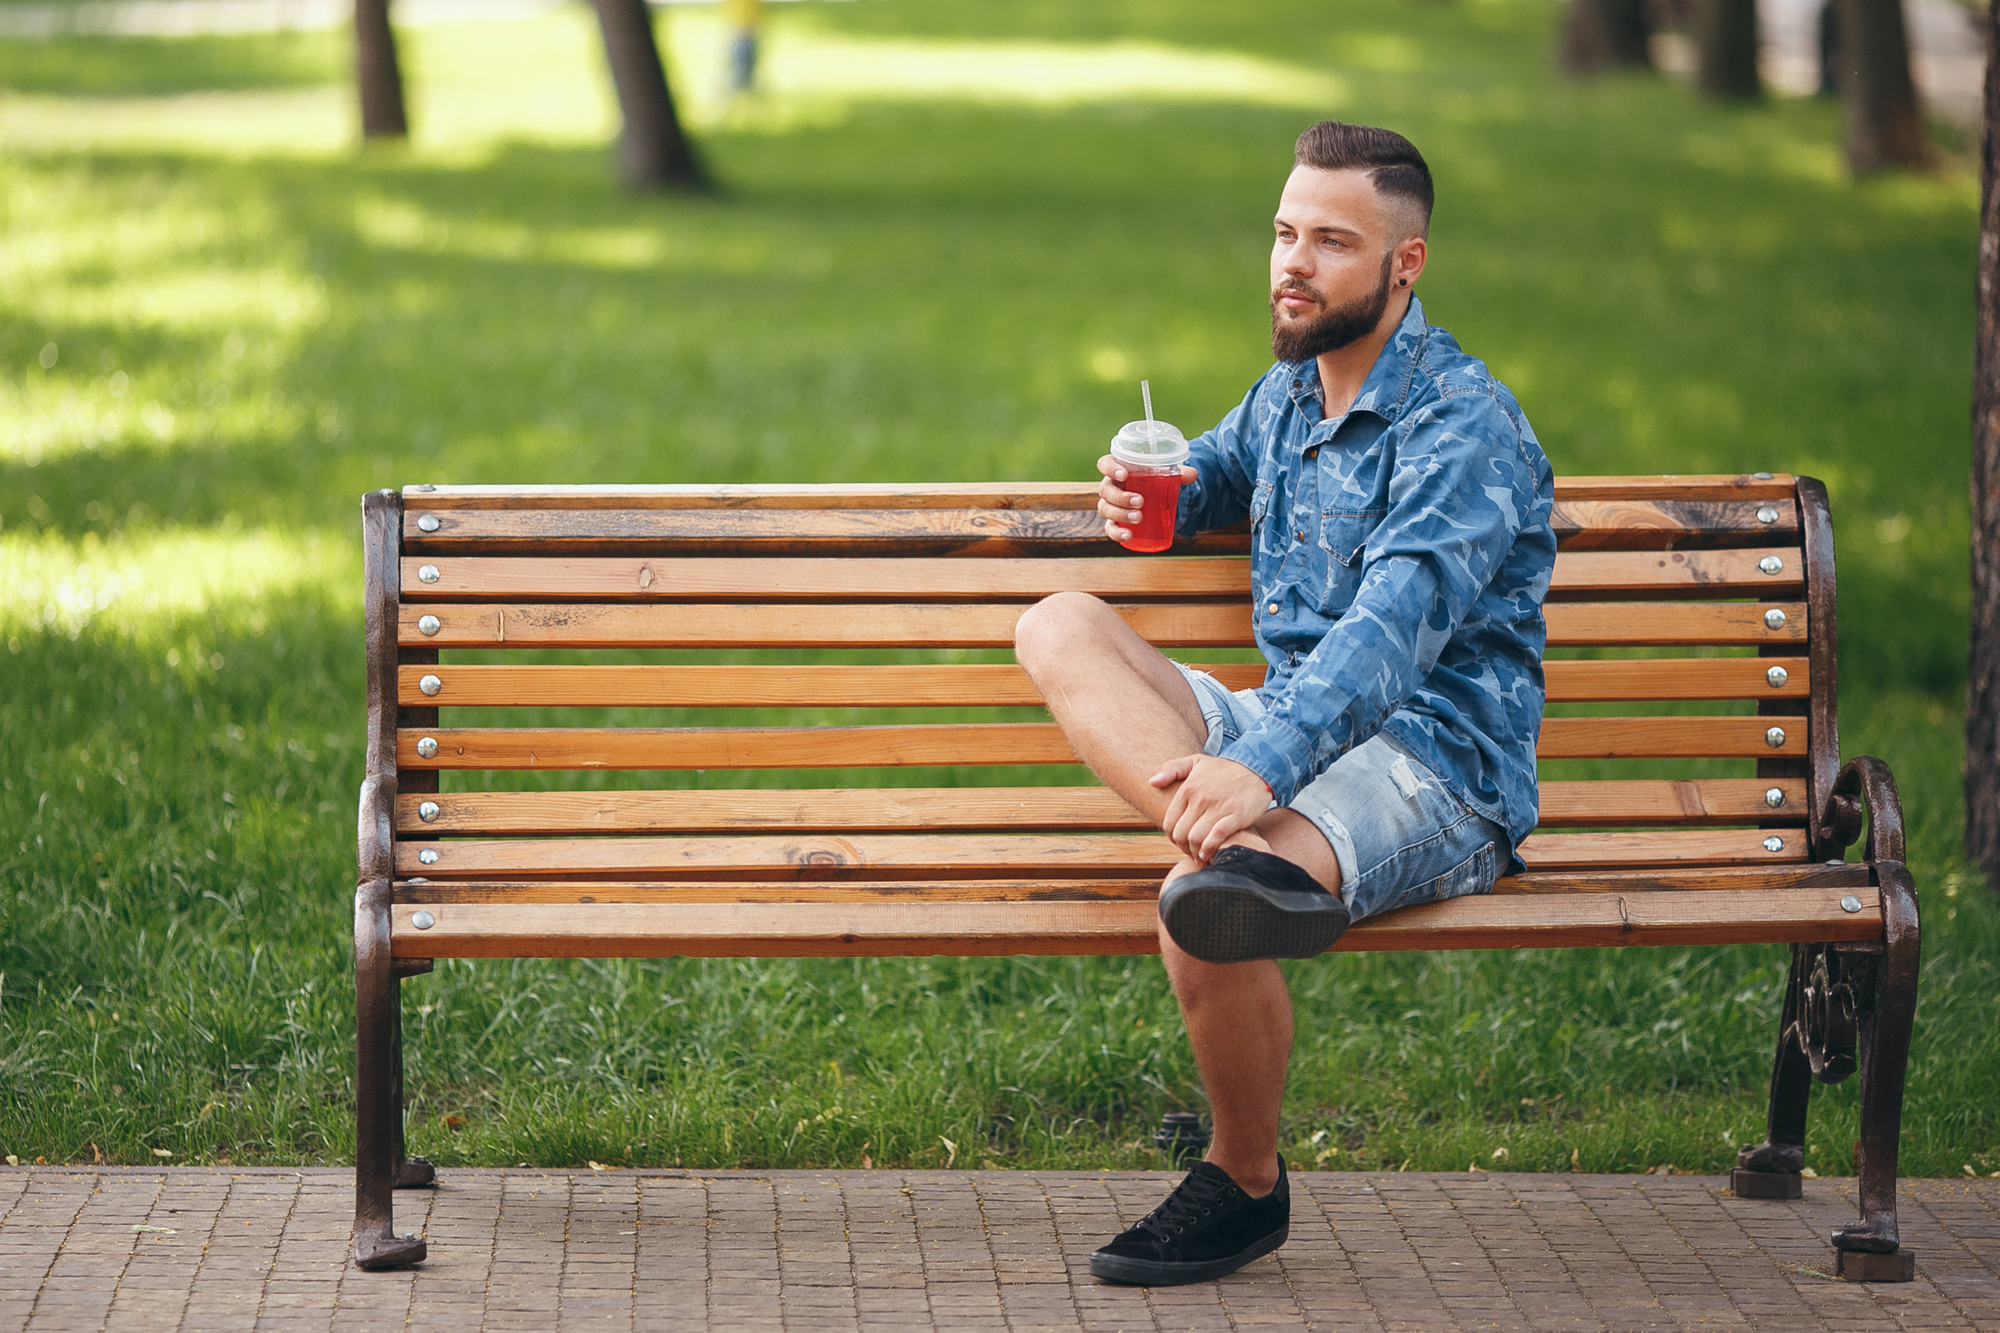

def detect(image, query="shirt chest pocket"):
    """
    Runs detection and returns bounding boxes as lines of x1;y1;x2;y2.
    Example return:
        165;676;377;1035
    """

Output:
1313;508;1382;612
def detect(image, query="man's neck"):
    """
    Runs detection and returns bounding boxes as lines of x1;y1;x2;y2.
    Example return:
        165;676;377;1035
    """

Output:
1314;289;1412;420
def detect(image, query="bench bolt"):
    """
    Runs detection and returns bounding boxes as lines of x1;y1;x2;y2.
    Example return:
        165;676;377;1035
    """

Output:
1766;665;1788;688
1753;471;1773;480
416;737;439;759
1764;787;1785;808
1765;726;1787;748
411;911;435;930
419;674;442;697
1758;555;1783;575
416;514;440;533
418;800;440;822
1839;895;1863;914
1756;505;1779;524
418;615;441;636
418;565;440;584
418;848;440;865
1764;608;1787;630
411;484;436;492
1763;836;1785;853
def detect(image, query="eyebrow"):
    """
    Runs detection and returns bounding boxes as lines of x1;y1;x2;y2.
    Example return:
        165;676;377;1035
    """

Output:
1273;215;1365;240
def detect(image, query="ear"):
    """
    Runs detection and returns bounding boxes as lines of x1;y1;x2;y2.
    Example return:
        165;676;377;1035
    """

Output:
1393;234;1427;289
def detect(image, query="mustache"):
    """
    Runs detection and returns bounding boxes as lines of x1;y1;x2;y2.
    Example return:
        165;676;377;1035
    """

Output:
1271;280;1321;306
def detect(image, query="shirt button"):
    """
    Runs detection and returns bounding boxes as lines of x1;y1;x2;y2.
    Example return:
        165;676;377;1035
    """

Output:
1295;530;1306;542
1304;446;1319;459
1266;602;1280;615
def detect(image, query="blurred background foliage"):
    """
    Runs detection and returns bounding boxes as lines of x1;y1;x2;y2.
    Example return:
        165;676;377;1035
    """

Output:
0;0;1993;1178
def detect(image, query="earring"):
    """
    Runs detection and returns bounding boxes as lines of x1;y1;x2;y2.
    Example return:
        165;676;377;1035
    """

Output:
1398;278;1409;287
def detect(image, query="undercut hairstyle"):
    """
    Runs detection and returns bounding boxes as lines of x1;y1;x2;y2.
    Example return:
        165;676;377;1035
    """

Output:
1293;120;1434;239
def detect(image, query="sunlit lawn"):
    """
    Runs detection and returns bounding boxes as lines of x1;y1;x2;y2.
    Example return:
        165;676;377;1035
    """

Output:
2;0;1995;1179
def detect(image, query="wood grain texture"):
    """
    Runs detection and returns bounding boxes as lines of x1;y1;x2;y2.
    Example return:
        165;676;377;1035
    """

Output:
395;546;1804;602
403;476;1795;509
386;887;1881;958
392;778;1809;835
395;600;1804;649
396;714;1799;770
391;862;1873;905
401;499;1796;555
390;826;1803;880
394;657;1805;708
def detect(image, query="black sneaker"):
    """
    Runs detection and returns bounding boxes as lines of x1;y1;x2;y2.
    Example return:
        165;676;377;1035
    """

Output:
1089;1159;1289;1286
1158;846;1350;963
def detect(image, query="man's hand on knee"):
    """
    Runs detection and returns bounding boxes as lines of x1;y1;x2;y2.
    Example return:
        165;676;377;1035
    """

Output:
1152;754;1273;863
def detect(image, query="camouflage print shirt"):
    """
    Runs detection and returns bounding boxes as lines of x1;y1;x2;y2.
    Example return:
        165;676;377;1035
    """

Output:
1174;297;1556;856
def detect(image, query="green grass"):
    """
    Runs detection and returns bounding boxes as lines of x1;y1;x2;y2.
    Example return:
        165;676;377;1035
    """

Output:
2;0;1995;1180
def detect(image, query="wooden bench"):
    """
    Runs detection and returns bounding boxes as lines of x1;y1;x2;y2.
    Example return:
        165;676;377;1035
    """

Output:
353;474;1920;1281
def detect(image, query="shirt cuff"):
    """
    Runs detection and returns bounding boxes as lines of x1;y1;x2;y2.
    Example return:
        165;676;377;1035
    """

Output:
1219;721;1317;808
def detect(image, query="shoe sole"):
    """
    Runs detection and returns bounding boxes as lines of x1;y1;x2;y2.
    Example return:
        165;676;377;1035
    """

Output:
1159;877;1349;963
1088;1224;1290;1285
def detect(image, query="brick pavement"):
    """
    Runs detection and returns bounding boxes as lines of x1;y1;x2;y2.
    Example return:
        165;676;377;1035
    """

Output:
2;1167;1996;1331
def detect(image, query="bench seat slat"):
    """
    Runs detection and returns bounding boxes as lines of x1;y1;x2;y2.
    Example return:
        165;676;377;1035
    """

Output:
397;600;1806;649
390;827;1809;880
392;862;1871;904
385;886;1878;958
397;715;1801;770
404;475;1796;508
396;657;1808;708
399;500;1796;555
396;548;1803;602
394;779;1809;835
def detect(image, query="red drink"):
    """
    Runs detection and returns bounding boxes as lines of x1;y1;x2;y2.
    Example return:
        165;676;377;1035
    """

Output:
1121;469;1182;553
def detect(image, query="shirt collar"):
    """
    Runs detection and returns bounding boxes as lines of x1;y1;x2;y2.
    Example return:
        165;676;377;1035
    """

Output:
1281;294;1431;427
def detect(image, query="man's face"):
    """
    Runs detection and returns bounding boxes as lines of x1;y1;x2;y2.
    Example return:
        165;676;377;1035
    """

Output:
1269;166;1405;362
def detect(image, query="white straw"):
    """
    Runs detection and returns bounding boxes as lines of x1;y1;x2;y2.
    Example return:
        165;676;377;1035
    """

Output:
1141;380;1154;425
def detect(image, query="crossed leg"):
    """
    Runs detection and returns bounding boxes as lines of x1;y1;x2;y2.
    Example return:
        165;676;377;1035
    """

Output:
1014;591;1343;1198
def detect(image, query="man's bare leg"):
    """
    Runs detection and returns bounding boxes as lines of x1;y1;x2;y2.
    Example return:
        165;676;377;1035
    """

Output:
1016;593;1343;1200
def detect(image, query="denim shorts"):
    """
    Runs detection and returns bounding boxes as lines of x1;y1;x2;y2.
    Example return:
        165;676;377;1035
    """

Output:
1172;661;1508;923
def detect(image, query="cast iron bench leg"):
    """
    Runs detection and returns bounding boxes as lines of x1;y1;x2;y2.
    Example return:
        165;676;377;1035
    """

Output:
354;876;427;1270
1732;944;1810;1198
1832;863;1920;1282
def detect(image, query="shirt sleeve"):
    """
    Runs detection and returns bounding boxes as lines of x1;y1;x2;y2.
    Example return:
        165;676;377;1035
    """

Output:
1219;392;1538;804
1173;372;1274;537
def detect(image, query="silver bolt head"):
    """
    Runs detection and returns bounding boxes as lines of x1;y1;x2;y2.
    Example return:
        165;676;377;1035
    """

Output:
1758;555;1783;575
1764;787;1785;808
1766;665;1789;688
418;848;440;865
1756;505;1779;524
418;799;440;821
1764;608;1787;630
1839;895;1863;914
416;514;441;533
418;564;440;584
418;614;441;636
416;737;439;759
1762;835;1785;853
411;911;436;930
1753;471;1773;480
1765;726;1787;749
419;674;442;697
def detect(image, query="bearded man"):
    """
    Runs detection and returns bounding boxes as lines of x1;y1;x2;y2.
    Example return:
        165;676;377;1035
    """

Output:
1012;121;1556;1286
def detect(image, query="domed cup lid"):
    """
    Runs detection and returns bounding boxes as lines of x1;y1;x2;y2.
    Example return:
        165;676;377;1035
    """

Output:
1110;420;1189;468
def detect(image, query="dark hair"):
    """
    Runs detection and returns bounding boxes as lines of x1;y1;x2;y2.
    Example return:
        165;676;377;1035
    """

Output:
1293;121;1434;237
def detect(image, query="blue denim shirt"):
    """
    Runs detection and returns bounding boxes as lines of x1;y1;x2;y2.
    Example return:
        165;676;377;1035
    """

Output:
1175;297;1555;854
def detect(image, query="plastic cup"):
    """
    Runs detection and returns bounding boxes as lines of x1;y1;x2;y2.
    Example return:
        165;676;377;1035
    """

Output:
1110;420;1189;553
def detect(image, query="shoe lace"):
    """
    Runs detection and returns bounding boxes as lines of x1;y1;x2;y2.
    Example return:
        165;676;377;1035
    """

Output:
1137;1170;1238;1240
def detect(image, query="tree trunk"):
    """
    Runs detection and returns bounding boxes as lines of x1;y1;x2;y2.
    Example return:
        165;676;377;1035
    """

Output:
1831;0;1929;170
1562;0;1653;74
589;0;706;190
1970;0;2000;893
1692;0;1761;98
355;0;407;140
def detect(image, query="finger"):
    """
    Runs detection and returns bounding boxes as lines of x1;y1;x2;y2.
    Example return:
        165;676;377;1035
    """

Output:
1104;519;1131;541
1150;755;1195;788
1181;465;1197;484
1198;813;1243;863
1096;455;1126;482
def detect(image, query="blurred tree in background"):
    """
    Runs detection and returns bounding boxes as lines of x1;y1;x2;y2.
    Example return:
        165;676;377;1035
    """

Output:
1973;0;2000;893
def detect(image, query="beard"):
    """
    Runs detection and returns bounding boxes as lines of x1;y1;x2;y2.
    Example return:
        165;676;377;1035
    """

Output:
1269;251;1395;362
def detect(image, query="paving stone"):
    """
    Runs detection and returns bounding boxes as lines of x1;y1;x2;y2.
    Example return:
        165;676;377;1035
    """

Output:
2;1169;1998;1329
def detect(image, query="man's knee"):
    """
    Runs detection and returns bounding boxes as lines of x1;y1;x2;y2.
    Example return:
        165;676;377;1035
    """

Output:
1013;590;1112;670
